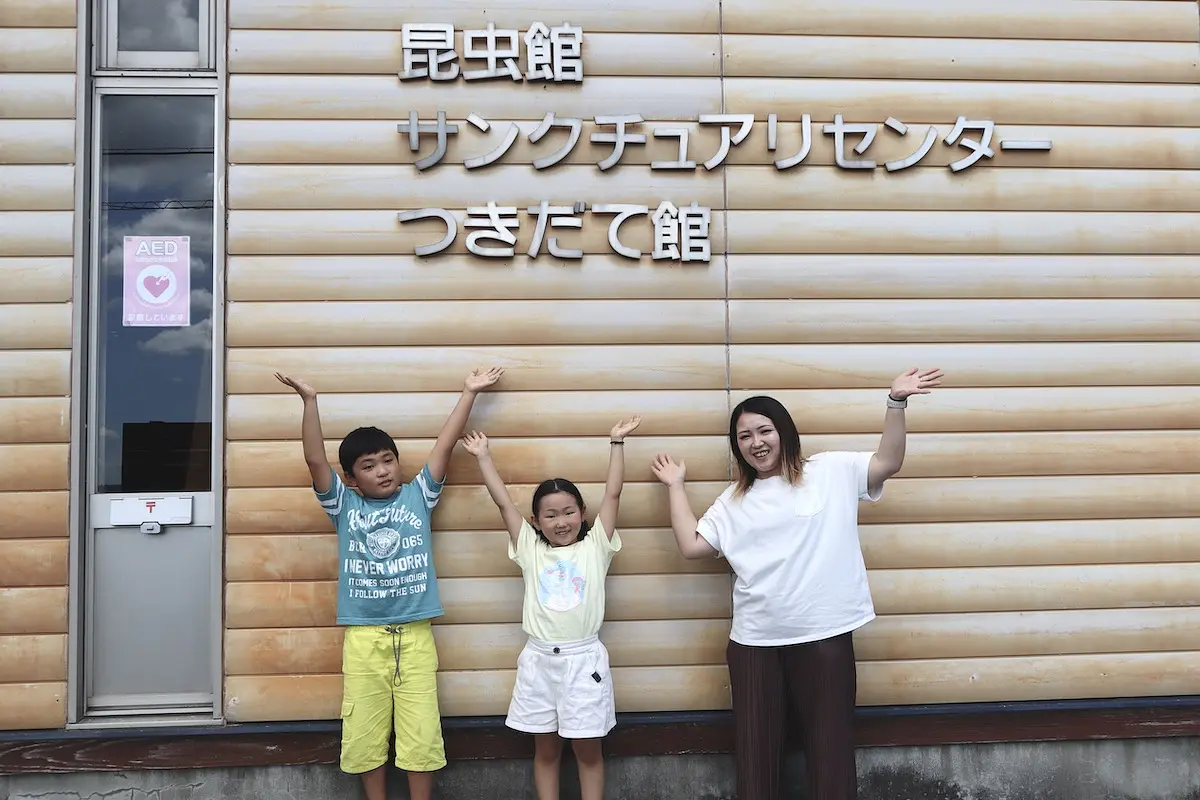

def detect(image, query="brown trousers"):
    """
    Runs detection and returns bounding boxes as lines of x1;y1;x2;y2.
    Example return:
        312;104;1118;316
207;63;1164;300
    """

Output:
726;632;857;800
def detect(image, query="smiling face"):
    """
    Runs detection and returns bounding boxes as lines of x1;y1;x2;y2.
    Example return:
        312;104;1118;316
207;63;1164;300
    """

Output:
532;490;585;547
735;411;783;479
348;449;402;499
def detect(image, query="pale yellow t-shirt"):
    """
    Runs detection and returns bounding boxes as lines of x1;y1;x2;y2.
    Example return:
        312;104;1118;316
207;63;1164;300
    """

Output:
508;519;622;643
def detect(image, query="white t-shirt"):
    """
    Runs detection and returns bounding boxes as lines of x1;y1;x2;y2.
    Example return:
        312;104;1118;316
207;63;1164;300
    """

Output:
696;451;882;647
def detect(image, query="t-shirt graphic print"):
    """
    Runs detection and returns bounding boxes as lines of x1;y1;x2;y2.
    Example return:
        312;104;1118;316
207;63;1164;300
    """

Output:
315;464;444;626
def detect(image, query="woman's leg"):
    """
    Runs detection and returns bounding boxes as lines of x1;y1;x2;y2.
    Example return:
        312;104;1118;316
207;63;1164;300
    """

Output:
571;737;604;800
532;733;564;800
785;633;858;800
726;639;788;800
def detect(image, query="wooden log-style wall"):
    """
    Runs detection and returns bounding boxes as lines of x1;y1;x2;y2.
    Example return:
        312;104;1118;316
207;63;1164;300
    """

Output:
0;0;77;730
221;0;1200;723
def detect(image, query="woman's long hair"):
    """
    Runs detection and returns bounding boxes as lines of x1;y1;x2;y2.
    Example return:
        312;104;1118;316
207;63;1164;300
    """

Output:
729;395;807;498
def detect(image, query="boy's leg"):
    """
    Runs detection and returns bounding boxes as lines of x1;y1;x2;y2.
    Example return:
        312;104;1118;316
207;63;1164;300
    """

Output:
339;626;395;800
391;620;447;800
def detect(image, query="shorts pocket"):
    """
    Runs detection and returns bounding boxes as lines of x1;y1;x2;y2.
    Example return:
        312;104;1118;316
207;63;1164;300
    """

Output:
341;700;355;719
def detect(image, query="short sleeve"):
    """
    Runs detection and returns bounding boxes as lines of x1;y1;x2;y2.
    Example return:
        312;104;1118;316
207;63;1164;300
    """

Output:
825;451;882;502
696;489;734;557
588;519;623;567
413;464;445;511
508;519;539;567
315;467;346;519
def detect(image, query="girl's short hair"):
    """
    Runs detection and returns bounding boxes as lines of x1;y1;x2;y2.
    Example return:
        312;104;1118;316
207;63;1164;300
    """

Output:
531;478;591;544
728;395;807;497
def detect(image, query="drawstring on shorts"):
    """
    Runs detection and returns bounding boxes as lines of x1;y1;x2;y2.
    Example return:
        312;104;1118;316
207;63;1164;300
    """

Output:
385;624;403;686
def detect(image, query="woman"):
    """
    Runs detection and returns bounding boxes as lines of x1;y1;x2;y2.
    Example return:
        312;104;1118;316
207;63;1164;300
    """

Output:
650;368;943;800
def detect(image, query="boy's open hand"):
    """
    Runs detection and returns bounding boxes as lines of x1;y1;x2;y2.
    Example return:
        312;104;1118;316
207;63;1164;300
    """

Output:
461;430;490;457
275;372;316;400
651;453;686;487
465;367;505;393
610;416;642;443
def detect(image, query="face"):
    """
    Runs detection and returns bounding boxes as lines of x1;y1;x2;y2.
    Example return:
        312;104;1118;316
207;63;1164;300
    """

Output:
532;491;584;547
735;411;782;478
348;450;401;498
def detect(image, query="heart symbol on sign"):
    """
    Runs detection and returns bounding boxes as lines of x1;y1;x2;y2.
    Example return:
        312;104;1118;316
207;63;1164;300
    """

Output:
143;274;171;298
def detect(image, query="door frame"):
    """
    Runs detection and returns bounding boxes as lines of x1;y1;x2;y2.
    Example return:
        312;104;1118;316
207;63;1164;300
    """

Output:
67;0;228;728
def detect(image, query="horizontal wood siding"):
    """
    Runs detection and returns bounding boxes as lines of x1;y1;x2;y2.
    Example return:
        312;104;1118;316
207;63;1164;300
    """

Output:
223;0;1200;723
0;0;76;731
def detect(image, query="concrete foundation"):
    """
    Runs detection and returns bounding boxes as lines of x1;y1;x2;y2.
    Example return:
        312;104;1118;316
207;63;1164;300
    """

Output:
3;738;1200;799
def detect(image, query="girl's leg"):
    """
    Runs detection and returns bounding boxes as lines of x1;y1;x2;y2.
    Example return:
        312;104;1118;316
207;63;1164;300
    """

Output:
784;633;858;800
532;733;564;800
571;738;604;800
726;639;788;800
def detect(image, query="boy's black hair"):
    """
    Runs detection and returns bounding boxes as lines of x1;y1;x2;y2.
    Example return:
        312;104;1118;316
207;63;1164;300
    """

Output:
338;426;399;477
531;478;591;545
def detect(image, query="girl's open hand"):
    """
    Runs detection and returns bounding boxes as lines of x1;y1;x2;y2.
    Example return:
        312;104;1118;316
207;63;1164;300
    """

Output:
651;453;686;487
610;415;642;443
461;430;490;457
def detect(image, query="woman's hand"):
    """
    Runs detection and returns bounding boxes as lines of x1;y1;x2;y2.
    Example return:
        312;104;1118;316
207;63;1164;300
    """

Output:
890;367;944;400
651;453;687;487
461;430;491;457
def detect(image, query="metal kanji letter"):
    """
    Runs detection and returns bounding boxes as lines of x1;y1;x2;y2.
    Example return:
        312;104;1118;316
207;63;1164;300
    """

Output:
462;22;522;81
651;128;696;170
945;117;996;172
398;110;460;171
767;114;812;170
399;24;459;81
398;208;457;257
881;117;938;173
591;115;647;171
528;113;583;170
823;114;878;170
651;201;711;263
464;202;520;257
527;200;584;259
524;21;584;82
592;204;649;259
463;114;519;169
698;114;754;170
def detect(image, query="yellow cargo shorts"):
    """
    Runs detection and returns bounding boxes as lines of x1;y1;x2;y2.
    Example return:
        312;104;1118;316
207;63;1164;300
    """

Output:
339;620;446;774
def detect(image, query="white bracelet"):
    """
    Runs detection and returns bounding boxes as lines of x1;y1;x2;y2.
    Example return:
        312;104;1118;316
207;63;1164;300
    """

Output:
886;394;908;409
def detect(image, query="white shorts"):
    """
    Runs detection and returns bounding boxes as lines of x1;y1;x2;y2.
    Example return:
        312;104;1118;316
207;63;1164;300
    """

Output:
505;635;617;739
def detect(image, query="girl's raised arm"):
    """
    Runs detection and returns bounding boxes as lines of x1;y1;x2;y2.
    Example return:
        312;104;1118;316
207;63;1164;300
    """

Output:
461;431;524;545
597;416;641;538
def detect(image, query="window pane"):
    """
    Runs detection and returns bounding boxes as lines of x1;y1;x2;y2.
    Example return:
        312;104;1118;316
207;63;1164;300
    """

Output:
94;95;215;493
117;0;201;53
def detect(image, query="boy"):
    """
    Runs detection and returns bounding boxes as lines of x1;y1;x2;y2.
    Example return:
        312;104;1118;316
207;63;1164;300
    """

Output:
275;367;505;800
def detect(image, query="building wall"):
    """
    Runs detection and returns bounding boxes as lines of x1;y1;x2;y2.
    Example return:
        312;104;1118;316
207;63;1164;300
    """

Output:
223;0;1199;722
0;0;78;729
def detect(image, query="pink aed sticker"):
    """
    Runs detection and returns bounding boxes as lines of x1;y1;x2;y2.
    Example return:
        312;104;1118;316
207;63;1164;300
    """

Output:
122;235;190;328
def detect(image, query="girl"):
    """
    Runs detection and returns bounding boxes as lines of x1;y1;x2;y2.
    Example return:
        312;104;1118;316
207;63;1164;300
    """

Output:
460;415;642;800
650;368;943;800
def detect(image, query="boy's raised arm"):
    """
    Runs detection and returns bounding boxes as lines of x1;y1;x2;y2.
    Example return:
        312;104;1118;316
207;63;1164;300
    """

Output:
461;431;524;544
426;367;505;484
275;372;332;495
